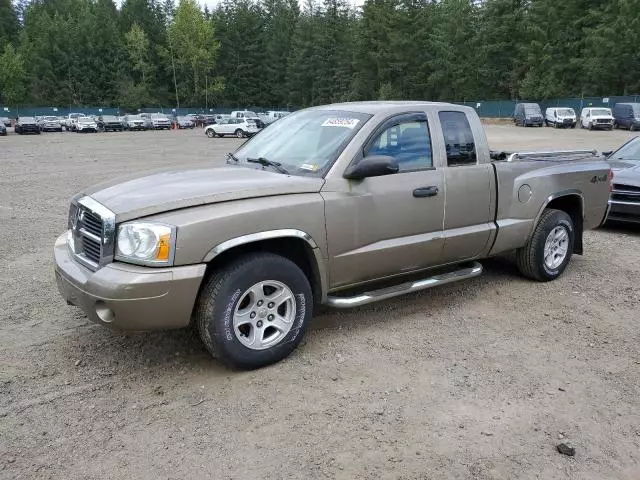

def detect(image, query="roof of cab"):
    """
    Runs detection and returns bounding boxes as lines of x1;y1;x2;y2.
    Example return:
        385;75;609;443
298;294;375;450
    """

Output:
309;101;465;115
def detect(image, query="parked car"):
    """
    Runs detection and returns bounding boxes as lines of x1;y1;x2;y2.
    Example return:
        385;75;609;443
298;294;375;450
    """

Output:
193;114;218;127
0;117;11;127
64;113;84;131
54;101;611;369
38;116;63;132
545;107;576;128
75;116;98;133
140;113;171;130
174;116;195;129
602;136;640;223
123;115;147;131
580;107;614;130
97;115;124;132
612;103;640;131
514;103;543;127
261;111;290;125
230;110;265;128
205;118;260;138
0;123;6;136
15;117;40;134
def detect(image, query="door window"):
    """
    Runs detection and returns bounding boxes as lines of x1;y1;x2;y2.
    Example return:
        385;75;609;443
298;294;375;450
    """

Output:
439;111;477;166
365;120;432;171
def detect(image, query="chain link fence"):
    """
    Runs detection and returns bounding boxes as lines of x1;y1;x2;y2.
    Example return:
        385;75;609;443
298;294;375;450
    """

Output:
3;97;640;119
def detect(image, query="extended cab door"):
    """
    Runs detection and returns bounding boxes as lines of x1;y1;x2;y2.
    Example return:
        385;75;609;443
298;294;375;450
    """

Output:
435;110;496;264
322;112;445;289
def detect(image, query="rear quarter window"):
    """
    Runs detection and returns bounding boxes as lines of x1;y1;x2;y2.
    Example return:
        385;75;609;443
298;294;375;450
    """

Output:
439;111;477;166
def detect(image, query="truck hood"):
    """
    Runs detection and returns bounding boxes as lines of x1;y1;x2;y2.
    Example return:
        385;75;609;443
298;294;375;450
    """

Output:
608;159;640;187
84;166;325;222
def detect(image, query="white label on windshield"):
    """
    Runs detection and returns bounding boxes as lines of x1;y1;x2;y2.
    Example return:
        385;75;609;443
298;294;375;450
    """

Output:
300;163;319;171
321;118;359;129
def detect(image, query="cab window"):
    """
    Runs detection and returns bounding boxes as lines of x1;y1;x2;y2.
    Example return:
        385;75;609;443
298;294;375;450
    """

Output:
439;111;477;166
365;120;432;171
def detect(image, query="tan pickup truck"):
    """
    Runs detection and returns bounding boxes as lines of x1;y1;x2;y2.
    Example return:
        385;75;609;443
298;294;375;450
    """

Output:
54;101;611;369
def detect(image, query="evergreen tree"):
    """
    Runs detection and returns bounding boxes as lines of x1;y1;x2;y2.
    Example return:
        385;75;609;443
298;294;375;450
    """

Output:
0;0;20;48
0;43;26;104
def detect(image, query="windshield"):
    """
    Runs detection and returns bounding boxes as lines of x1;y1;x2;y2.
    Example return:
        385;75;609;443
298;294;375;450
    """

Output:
592;109;611;116
524;105;541;114
234;109;371;176
128;115;143;120
79;117;93;122
102;116;117;121
557;108;574;116
611;137;640;161
43;116;57;121
151;114;167;119
21;117;35;122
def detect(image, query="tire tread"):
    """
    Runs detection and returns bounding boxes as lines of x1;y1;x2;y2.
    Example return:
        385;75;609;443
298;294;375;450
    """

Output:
516;209;571;282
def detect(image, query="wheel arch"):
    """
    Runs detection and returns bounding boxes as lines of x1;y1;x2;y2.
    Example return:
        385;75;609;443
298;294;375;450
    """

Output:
533;190;584;255
202;230;327;305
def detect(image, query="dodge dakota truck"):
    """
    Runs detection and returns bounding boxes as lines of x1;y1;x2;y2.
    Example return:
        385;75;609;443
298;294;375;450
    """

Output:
54;102;611;369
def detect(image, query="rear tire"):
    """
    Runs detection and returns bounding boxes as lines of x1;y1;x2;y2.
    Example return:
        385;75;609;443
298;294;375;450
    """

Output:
516;209;575;282
195;253;313;369
235;129;244;138
206;129;215;138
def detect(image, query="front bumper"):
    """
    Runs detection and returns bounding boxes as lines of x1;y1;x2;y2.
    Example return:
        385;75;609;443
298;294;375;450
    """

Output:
54;233;206;330
607;200;640;223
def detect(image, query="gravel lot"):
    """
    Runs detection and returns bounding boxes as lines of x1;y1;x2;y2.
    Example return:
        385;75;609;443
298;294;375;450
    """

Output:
1;125;639;479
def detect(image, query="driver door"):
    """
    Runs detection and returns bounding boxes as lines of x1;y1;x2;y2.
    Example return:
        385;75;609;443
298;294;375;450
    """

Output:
322;112;445;289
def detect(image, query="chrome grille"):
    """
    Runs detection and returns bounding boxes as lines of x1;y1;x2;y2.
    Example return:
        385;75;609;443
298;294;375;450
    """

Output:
82;210;103;237
68;197;116;271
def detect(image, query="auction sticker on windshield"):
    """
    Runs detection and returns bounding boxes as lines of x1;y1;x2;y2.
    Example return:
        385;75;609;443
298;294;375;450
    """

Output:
321;118;360;129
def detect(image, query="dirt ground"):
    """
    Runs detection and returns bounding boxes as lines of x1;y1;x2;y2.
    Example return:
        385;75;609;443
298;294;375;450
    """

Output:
1;125;639;480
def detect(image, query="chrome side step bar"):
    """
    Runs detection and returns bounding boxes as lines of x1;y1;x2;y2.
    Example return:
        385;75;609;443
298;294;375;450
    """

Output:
326;261;483;308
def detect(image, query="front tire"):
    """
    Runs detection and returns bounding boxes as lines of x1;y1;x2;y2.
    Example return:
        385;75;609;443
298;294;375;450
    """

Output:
235;129;244;138
196;253;313;369
206;129;215;138
516;209;574;282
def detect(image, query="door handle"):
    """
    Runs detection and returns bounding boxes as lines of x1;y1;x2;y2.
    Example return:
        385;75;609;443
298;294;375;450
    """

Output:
413;186;439;198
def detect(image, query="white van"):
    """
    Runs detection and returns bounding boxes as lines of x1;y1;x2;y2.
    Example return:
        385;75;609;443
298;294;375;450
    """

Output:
580;107;614;130
545;107;576;128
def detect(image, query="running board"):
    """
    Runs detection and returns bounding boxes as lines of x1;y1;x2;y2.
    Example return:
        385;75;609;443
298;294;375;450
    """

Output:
326;262;483;308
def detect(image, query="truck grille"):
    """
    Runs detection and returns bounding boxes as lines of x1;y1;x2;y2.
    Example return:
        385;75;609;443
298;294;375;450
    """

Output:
611;184;640;203
596;119;612;124
68;197;116;271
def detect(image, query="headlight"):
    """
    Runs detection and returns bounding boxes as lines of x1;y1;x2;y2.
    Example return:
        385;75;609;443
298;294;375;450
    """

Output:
115;222;175;266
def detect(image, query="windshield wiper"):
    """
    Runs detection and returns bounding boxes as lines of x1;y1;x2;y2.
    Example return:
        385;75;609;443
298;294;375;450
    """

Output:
247;157;289;174
227;152;239;163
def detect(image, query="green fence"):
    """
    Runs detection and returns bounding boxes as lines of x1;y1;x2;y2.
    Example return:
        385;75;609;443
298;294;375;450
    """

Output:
455;96;640;118
3;97;640;119
0;105;294;118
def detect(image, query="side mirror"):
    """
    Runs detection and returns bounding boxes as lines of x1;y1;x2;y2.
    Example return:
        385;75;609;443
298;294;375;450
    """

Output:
601;150;613;157
344;155;399;180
